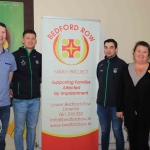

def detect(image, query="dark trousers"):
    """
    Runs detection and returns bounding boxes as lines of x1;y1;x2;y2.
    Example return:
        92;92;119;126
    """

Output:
127;115;149;150
0;105;10;150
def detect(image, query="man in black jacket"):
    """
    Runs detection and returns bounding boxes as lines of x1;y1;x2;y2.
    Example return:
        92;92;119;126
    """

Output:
96;39;126;150
11;30;41;150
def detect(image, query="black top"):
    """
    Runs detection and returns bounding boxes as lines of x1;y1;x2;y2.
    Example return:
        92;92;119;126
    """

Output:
116;63;150;129
11;47;42;99
96;55;126;107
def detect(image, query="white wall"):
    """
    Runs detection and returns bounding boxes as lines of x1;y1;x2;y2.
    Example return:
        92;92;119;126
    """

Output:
34;0;150;63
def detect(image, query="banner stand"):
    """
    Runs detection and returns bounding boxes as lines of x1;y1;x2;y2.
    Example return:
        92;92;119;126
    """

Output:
42;16;100;150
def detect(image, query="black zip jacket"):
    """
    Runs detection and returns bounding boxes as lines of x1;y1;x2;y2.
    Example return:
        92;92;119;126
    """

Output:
11;47;42;99
116;63;150;129
96;55;126;107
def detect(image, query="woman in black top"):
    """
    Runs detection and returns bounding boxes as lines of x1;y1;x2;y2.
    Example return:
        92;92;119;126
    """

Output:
116;41;150;150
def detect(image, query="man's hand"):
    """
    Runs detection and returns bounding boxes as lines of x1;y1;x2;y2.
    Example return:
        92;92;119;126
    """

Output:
10;89;13;98
116;112;123;119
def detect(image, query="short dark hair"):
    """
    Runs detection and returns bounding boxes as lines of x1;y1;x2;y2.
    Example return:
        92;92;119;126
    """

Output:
0;22;7;30
133;41;150;56
104;39;118;49
23;29;36;37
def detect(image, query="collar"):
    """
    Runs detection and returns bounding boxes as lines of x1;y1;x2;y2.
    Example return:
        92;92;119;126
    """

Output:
20;46;35;55
105;55;118;61
0;48;5;54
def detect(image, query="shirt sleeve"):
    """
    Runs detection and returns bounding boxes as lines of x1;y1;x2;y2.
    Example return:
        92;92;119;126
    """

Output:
10;54;17;72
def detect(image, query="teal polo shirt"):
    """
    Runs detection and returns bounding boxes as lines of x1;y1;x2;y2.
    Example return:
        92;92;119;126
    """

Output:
0;49;17;106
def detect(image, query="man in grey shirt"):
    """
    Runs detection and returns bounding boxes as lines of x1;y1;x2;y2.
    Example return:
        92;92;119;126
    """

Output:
0;22;17;150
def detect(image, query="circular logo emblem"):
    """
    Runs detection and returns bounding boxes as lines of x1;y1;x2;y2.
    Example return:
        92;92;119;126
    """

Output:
113;68;118;73
53;35;89;65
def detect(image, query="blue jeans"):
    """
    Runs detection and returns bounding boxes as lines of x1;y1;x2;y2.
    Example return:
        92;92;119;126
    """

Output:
0;105;10;150
97;104;124;150
13;98;40;150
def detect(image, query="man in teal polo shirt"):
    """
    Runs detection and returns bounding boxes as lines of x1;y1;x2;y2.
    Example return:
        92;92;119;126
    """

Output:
0;22;17;150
